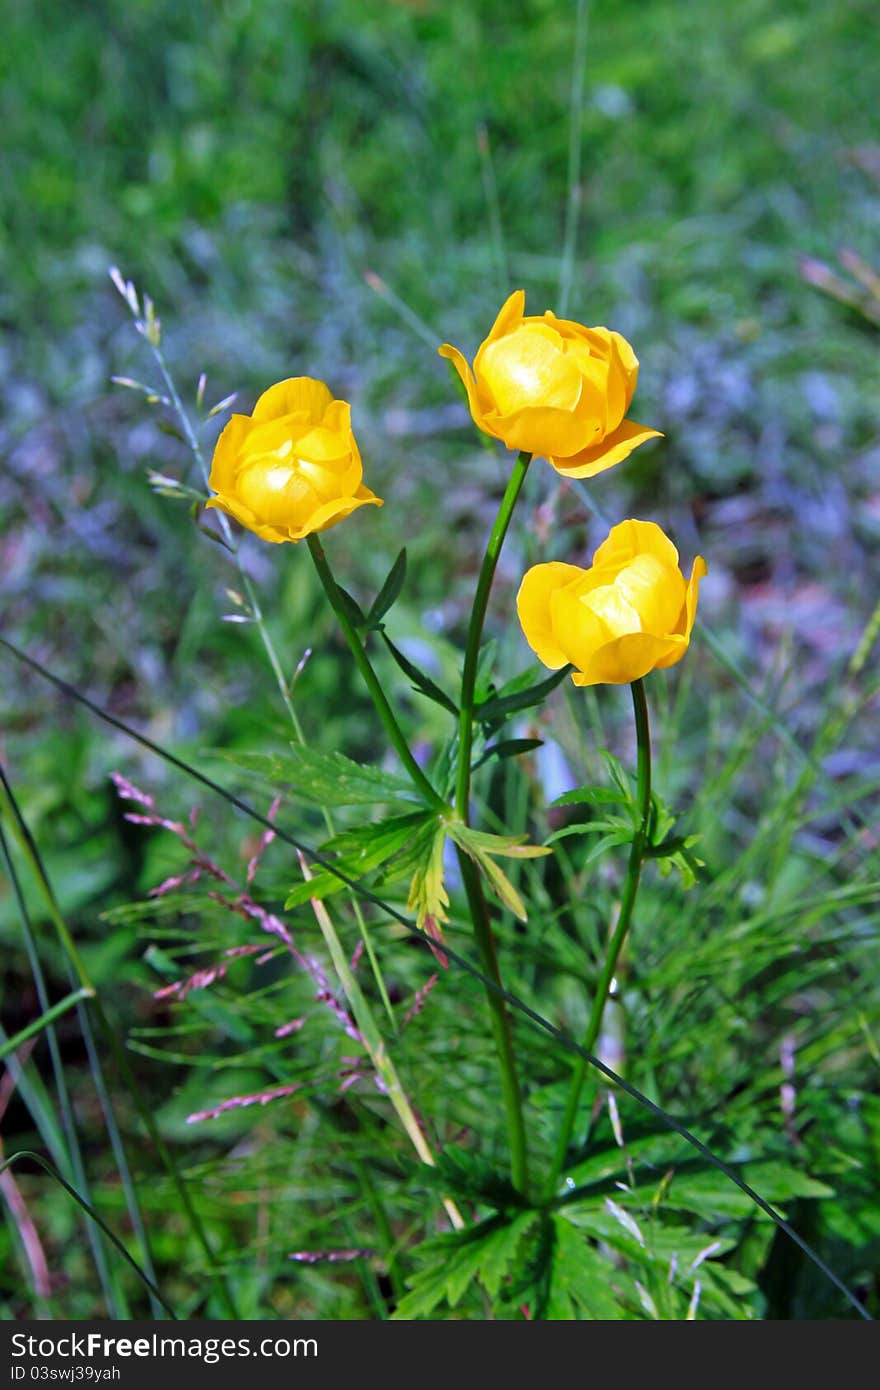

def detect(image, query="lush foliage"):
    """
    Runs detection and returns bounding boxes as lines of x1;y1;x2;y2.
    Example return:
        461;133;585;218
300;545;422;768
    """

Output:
2;0;879;1321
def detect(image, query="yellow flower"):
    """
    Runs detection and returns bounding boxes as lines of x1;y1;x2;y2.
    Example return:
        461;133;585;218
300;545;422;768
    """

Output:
517;520;707;686
439;290;661;478
206;377;382;543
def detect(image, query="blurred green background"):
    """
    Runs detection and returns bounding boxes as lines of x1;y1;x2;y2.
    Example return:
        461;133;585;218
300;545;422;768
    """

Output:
1;0;879;1319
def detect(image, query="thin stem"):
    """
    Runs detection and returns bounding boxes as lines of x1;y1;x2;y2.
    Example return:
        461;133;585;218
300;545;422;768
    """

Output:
306;533;448;813
451;448;532;1197
547;678;652;1193
455;450;531;820
456;848;530;1195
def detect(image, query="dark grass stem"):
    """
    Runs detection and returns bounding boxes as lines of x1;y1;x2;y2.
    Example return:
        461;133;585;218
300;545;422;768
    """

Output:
2;638;871;1320
0;1153;176;1319
306;534;447;813
547;678;652;1193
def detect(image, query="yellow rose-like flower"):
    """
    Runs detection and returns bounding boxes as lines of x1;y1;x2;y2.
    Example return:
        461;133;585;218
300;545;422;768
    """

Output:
439;290;662;478
517;520;707;687
206;376;382;543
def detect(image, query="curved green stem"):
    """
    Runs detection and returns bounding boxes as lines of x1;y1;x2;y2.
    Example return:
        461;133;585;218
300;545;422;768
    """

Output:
455;848;529;1195
546;678;652;1194
455;450;531;819
307;534;447;813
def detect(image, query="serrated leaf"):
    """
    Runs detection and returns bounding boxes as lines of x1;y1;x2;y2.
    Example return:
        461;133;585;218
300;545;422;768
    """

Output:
448;822;550;921
367;547;407;627
285;812;429;909
546;817;631;844
406;821;449;928
552;785;632;808
218;746;422;807
471;848;528;920
380;633;458;715
477;665;571;723
545;1216;627;1320
393;1212;539;1319
450;824;551;859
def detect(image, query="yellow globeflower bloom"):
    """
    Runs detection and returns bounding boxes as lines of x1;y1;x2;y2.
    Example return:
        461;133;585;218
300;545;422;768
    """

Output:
517;520;707;686
207;377;382;543
439;290;661;478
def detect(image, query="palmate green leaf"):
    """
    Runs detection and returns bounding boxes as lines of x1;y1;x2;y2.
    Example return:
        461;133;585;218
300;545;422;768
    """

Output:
448;822;552;922
285;812;431;909
405;820;449;928
561;1199;758;1320
392;1211;539;1319
543;1215;628;1320
218;745;423;807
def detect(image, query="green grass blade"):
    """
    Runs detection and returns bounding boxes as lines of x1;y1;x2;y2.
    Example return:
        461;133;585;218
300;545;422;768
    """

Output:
0;1152;176;1318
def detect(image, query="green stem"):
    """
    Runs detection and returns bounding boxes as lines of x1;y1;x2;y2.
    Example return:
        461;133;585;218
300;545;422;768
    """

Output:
547;678;652;1193
451;449;532;1197
306;533;447;813
455;848;529;1195
455;450;531;819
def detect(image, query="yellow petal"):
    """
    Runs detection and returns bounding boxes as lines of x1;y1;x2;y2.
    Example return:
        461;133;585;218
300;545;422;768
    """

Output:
236;458;320;525
654;555;707;667
594;520;680;576
484;289;526;345
286;486;383;541
206;493;289;544
610;331;639;408
516;562;587;669
438;342;494;437
548;581;619;671
612;554;687;636
478;327;584;416
484;403;594;458
251;376;333;425
603;334;631;434
208;414;252;492
548;418;663;478
571;633;684;686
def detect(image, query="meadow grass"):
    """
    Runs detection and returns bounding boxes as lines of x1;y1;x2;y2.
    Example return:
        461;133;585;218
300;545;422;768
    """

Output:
1;0;878;1319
